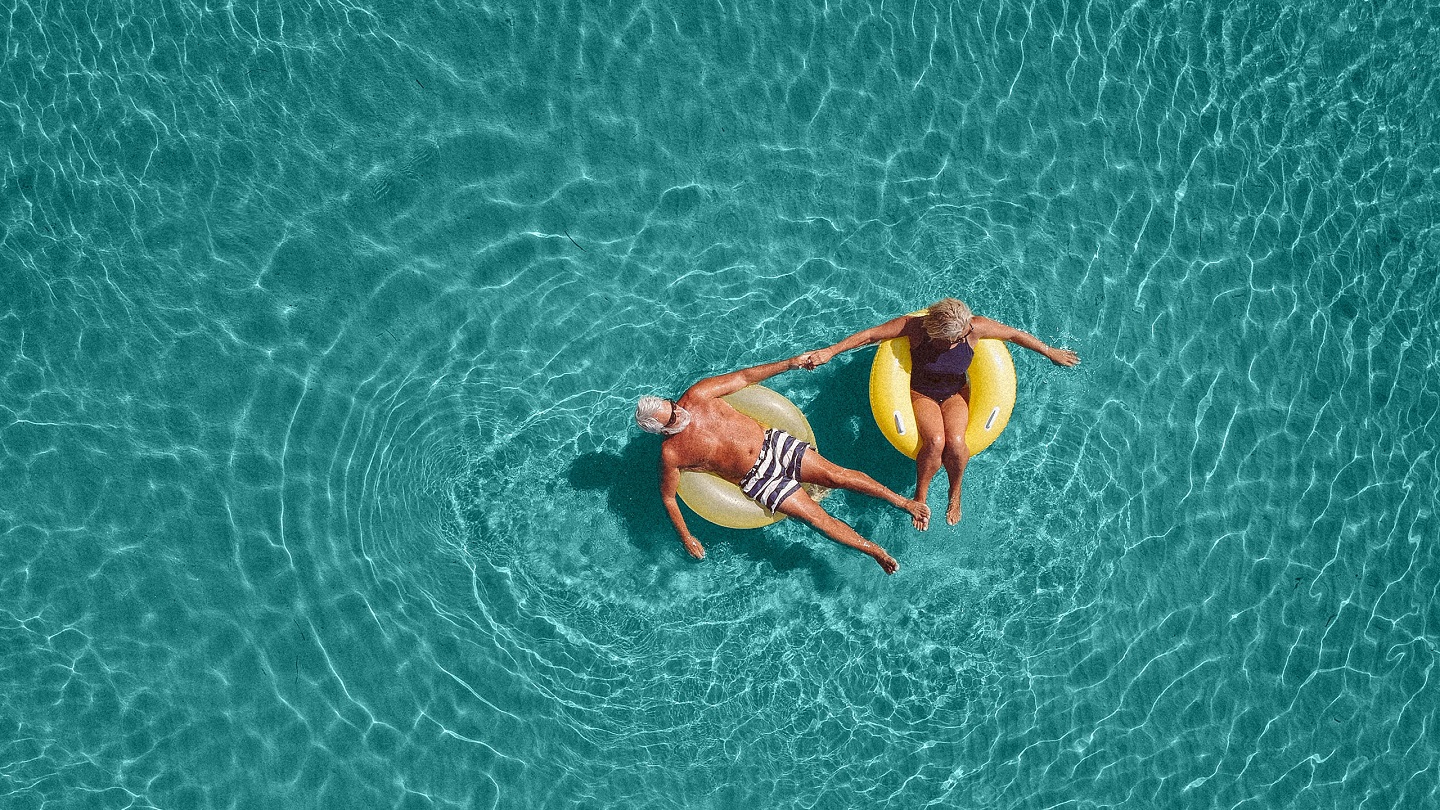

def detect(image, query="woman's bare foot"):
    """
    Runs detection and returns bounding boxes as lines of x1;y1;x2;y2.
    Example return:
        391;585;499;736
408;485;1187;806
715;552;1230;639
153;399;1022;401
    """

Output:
906;499;931;531
873;550;899;574
946;498;962;526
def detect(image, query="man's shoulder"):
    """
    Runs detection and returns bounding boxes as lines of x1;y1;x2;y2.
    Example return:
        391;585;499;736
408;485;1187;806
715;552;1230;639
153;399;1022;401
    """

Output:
659;430;705;467
658;437;683;463
677;388;720;408
660;427;704;450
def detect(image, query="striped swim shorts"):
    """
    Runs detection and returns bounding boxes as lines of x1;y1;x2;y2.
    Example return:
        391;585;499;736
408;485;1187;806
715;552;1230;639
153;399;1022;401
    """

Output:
738;428;809;513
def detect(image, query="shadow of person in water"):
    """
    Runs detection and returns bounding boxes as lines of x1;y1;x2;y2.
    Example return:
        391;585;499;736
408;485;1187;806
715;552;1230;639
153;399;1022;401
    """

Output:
566;439;671;555
567;436;844;588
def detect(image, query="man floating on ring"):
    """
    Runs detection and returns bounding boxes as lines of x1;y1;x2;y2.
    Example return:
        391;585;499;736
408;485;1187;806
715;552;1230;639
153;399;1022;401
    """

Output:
636;355;929;574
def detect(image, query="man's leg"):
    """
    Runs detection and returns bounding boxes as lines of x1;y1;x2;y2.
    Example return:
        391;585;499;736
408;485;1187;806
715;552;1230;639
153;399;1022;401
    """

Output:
774;488;899;574
797;449;930;530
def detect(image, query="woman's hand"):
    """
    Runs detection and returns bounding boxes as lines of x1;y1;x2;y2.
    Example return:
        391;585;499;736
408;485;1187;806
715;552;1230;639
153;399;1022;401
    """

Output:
1047;347;1080;367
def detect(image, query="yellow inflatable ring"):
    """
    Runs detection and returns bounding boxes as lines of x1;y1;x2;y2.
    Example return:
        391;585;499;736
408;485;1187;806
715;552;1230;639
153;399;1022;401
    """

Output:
869;330;1016;459
676;384;824;529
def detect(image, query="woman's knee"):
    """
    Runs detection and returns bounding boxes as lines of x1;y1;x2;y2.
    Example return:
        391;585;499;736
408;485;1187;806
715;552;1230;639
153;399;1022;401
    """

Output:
943;435;970;463
918;431;946;457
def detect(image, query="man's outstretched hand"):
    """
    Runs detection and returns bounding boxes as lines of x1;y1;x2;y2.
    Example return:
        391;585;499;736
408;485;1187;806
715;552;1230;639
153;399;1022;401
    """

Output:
682;535;706;560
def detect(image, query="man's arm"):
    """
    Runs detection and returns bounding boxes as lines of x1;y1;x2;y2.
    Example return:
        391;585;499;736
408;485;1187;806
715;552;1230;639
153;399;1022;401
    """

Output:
684;355;805;401
659;451;705;560
799;315;912;368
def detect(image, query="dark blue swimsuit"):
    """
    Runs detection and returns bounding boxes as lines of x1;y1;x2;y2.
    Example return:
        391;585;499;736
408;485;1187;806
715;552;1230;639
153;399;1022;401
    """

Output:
910;336;974;403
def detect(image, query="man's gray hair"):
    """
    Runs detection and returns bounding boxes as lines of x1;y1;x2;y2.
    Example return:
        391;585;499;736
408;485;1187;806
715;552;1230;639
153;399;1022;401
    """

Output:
923;298;974;342
635;395;690;435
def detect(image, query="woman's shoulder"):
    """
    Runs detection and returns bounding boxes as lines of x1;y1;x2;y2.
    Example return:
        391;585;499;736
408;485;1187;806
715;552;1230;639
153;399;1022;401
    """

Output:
896;315;926;336
970;315;1011;338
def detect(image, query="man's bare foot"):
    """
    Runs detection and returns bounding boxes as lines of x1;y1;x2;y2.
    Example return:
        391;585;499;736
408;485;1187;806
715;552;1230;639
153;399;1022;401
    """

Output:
946;499;962;526
906;499;930;531
873;551;899;574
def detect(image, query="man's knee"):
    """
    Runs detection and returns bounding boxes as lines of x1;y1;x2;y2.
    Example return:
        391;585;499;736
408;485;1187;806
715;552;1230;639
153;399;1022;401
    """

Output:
826;466;865;488
790;503;836;532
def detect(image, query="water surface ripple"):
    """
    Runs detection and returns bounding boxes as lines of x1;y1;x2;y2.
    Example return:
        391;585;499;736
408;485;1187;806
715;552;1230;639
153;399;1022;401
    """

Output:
2;0;1437;808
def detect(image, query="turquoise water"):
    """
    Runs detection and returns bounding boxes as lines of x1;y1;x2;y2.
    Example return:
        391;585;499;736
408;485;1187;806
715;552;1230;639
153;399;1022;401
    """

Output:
3;0;1438;807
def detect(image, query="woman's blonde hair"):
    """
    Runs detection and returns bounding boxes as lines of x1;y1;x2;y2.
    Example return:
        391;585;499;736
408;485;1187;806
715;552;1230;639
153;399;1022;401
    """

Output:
922;298;973;342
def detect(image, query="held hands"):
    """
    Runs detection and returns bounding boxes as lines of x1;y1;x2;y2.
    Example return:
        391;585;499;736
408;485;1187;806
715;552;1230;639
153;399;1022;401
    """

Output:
796;349;834;370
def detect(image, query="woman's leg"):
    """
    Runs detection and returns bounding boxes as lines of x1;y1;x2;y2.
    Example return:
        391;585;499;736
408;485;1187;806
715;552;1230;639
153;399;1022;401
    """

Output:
910;392;946;523
939;390;972;525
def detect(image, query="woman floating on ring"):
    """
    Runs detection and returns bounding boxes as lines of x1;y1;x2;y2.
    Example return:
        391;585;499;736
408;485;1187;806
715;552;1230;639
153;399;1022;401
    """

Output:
798;298;1079;528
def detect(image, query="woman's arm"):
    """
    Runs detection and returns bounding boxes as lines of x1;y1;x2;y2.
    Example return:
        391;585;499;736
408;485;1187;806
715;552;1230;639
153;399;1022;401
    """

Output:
800;315;913;369
973;316;1080;366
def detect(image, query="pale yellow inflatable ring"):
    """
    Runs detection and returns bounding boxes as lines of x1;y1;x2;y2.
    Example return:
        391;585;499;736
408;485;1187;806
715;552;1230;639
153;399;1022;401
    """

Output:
869;323;1017;459
676;384;825;530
